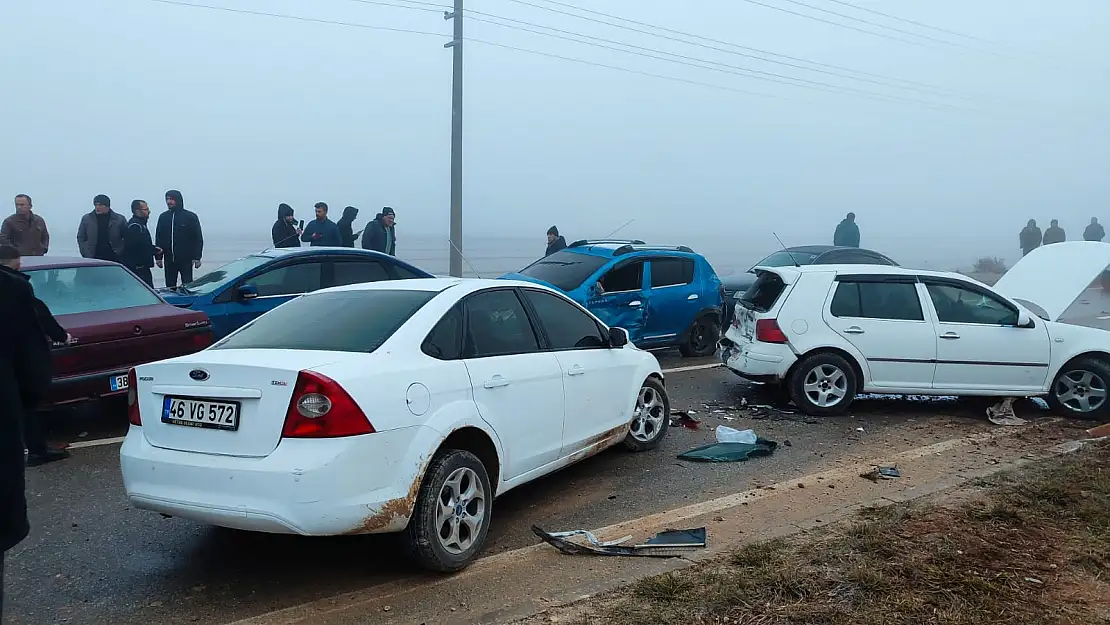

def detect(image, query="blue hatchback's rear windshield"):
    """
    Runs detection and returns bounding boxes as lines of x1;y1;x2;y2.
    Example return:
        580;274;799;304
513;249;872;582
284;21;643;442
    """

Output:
519;251;608;291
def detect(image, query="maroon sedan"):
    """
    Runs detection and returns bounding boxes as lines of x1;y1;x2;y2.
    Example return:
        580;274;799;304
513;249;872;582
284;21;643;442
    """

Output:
22;256;214;408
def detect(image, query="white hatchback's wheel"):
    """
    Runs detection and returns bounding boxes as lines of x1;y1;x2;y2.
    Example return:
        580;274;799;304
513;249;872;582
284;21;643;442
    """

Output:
624;377;669;451
403;449;492;572
1047;358;1110;421
789;352;857;416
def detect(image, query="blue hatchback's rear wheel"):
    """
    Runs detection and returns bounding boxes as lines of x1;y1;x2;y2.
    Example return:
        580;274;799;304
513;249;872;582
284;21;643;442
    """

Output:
679;315;719;358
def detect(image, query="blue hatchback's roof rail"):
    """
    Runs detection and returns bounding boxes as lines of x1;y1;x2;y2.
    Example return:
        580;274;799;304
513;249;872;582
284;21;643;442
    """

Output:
614;244;695;255
568;239;646;248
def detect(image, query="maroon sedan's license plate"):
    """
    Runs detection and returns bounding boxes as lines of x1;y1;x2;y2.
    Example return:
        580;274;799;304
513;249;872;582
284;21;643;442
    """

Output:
109;374;129;392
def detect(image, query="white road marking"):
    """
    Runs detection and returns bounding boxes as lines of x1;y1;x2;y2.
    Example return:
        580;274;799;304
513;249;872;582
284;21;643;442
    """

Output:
1098;315;1110;320
661;362;722;374
68;436;126;449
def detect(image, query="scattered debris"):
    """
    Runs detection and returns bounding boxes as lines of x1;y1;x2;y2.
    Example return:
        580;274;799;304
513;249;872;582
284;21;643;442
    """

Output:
715;425;757;444
861;466;901;482
855;427;865;433
1086;422;1110;438
532;526;706;557
987;397;1028;426
783;439;792;447
678;438;778;463
669;410;701;430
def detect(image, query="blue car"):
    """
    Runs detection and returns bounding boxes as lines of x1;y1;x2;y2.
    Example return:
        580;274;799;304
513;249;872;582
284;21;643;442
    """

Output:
161;247;433;339
502;240;724;357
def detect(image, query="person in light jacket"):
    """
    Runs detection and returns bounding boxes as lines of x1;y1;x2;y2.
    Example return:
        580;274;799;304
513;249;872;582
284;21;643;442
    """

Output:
76;194;125;261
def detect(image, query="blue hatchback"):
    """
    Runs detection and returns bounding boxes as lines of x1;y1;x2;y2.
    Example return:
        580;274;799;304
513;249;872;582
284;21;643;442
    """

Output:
502;240;724;357
161;247;433;339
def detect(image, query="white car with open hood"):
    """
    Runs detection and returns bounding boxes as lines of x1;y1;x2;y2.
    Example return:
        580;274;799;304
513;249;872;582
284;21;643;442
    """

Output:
120;278;669;572
720;241;1110;419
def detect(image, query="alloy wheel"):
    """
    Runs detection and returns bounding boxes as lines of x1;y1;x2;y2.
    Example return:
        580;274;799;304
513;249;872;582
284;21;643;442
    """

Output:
802;364;848;408
630;384;666;442
434;467;487;555
1054;369;1108;414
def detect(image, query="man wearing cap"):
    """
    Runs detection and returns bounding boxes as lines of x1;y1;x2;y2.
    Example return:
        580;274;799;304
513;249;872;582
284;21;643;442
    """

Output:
361;207;397;256
545;226;567;256
76;194;126;261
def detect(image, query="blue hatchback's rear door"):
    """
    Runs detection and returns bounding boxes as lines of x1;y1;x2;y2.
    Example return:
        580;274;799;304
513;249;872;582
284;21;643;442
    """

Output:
641;257;700;345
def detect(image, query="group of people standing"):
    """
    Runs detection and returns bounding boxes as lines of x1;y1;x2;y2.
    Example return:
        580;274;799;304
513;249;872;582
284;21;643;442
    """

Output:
271;203;399;255
1019;217;1105;256
0;191;204;288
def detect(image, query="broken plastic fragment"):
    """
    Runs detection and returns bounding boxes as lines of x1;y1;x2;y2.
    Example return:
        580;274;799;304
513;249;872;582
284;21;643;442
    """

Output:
987;397;1027;426
861;466;901;481
677;439;778;463
532;526;706;557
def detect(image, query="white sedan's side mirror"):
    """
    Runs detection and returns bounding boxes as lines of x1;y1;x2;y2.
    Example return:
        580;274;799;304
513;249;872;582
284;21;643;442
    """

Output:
1016;310;1035;328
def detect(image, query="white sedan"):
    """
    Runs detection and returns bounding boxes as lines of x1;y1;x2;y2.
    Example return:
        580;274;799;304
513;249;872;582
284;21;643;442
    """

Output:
721;241;1110;419
120;278;669;571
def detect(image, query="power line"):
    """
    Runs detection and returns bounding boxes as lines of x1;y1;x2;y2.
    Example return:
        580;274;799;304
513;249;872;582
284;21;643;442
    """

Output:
814;0;1005;45
490;0;971;97
145;0;446;36
770;0;989;50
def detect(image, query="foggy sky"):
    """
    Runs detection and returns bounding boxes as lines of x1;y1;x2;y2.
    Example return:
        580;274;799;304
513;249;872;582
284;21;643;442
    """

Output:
2;0;1108;251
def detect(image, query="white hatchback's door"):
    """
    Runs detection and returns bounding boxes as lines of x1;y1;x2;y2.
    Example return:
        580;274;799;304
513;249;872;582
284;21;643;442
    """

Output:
922;279;1051;392
461;289;565;480
518;288;636;457
824;277;936;389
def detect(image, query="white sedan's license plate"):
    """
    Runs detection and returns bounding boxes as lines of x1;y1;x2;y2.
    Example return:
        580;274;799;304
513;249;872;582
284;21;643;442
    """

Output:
109;374;129;392
162;397;241;431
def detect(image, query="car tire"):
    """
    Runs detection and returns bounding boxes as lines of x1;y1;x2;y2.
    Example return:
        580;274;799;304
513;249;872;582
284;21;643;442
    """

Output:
679;314;720;358
788;352;857;416
624;377;670;451
402;449;493;573
1046;358;1110;421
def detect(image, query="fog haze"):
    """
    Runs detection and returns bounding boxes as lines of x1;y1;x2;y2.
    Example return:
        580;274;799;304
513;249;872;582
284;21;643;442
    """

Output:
3;0;1108;257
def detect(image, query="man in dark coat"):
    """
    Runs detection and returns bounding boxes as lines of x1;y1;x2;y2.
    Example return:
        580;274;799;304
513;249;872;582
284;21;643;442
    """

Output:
337;206;359;248
271;203;301;248
1084;217;1105;242
833;212;860;247
361;207;397;255
1043;219;1066;245
76;194;126;261
155;190;204;288
1019;219;1042;256
301;202;342;247
121;200;159;287
545;226;567;256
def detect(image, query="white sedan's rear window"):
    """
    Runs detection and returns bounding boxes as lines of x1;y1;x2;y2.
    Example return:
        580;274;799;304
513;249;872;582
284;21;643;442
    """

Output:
214;289;436;352
27;266;161;315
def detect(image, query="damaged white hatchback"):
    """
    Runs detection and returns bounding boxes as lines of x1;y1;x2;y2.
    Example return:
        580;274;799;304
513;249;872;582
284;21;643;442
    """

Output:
120;278;668;572
720;241;1110;419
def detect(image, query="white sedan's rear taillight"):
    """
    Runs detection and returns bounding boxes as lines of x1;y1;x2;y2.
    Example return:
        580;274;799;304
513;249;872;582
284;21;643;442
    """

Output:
127;368;141;426
281;371;375;438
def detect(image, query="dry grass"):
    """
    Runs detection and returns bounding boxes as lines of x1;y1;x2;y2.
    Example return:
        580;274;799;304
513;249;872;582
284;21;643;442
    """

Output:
576;443;1110;625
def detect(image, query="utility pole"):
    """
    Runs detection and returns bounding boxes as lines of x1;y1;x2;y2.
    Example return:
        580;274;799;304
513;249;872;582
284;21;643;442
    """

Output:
444;0;464;277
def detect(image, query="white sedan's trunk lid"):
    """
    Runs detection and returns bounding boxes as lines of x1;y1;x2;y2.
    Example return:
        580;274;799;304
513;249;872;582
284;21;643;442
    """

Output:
136;349;342;458
993;241;1110;321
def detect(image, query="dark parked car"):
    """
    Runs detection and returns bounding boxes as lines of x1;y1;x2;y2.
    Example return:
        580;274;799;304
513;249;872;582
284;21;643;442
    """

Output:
720;245;898;326
22;256;213;408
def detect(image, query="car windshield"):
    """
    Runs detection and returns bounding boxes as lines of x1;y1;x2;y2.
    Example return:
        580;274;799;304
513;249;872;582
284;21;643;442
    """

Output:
753;250;821;268
183;255;271;295
26;265;162;315
519;251;609;291
213;289;436;352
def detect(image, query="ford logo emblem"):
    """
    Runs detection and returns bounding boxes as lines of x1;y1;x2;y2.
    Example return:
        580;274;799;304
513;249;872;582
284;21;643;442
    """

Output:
189;369;210;382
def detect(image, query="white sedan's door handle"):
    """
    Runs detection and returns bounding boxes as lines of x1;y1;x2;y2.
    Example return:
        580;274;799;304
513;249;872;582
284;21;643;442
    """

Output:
483;375;510;389
939;332;960;340
629;300;642;307
843;326;865;335
687;293;698;300
567;365;585;376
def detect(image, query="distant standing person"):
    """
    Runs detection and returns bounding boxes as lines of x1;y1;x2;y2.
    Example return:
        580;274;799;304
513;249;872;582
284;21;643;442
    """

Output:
0;194;50;257
337;206;360;248
833;212;860;247
1084;217;1105;242
155;190;204;287
121;200;159;287
76;195;125;261
1043;219;1066;245
301;202;341;247
361;207;397;255
545;226;567;256
271;203;301;248
1019;219;1042;256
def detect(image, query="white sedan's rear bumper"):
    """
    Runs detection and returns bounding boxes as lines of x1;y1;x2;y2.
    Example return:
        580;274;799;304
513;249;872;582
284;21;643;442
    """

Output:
120;424;438;535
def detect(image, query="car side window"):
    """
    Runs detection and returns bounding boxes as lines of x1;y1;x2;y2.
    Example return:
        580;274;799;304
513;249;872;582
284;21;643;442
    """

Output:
333;261;390;286
389;264;425;280
521;289;606;350
463;290;540;358
422;304;463;360
830;281;924;321
598;260;644;293
242;262;322;297
650;257;695;288
925;283;1018;326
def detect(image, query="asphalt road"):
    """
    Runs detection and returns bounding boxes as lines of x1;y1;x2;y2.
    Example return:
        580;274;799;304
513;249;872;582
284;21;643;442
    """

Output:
7;356;1027;625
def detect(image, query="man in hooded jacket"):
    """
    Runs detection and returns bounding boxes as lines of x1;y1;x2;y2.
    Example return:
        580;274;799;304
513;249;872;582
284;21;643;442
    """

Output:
1019;219;1042;256
271;204;301;248
337;206;359;248
361;207;397;255
545;226;567;256
833;212;861;247
121;200;159;287
155;190;204;287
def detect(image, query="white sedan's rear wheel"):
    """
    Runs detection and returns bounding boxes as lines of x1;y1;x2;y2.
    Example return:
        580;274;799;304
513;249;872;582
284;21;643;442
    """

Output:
402;449;492;572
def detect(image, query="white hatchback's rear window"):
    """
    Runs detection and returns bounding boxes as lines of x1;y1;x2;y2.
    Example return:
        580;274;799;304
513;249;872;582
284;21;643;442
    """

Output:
27;266;161;315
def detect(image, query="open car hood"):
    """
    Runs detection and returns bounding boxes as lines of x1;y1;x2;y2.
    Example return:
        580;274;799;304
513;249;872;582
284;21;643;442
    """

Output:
992;241;1110;321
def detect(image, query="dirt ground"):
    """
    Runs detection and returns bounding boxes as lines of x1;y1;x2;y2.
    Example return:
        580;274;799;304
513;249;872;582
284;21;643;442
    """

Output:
546;440;1110;625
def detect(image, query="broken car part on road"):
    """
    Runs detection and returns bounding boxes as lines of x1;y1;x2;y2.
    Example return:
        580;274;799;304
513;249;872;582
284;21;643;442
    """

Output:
532;526;707;557
678;437;779;463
